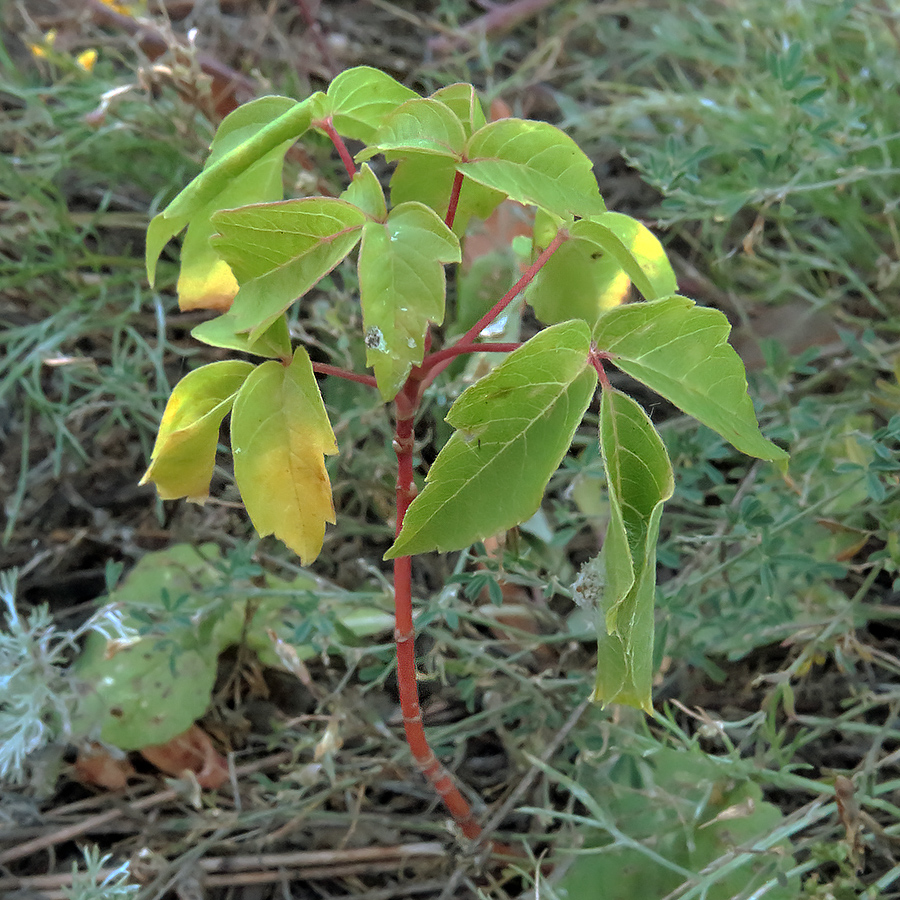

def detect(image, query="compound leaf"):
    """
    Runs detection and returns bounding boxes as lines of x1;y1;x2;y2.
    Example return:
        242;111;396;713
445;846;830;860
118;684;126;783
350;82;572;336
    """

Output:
594;388;674;711
359;202;460;400
321;66;418;142
594;296;788;463
140;360;254;502
459;118;606;219
175;96;298;312
210;198;366;341
146;95;319;285
386;320;596;558
231;348;337;565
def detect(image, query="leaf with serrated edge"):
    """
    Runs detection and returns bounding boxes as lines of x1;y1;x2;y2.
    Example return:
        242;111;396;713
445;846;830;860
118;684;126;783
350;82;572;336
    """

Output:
364;98;467;159
593;388;673;711
210;198;366;341
359;202;460;400
430;84;487;138
595;296;788;463
385;321;596;558
574;213;677;301
322;66;418;142
231;348;337;565
459;118;606;219
141;360;254;502
146;95;319;285
176;96;298;312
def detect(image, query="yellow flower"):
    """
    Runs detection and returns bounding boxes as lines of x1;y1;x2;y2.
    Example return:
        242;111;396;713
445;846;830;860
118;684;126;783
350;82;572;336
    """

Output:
76;49;98;72
28;29;56;59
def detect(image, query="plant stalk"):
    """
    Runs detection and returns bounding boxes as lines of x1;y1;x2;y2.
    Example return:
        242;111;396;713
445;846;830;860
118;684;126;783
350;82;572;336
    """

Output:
391;383;481;840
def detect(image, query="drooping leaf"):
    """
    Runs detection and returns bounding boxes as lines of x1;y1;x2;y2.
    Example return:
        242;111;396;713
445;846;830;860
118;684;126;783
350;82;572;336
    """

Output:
140;360;254;502
210;198;367;341
359;201;461;400
231;348;338;564
146;95;320;285
341;163;387;221
175;96;299;311
594;296;788;463
191;312;293;359
430;83;487;137
389;155;504;236
319;66;418;142
459;118;606;219
575;213;678;301
364;98;467;159
386;321;596;558
591;388;673;711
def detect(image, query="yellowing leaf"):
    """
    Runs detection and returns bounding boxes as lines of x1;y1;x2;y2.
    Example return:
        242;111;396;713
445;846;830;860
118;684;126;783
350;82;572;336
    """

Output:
210;198;366;341
141;361;254;502
231;348;337;564
176;96;299;311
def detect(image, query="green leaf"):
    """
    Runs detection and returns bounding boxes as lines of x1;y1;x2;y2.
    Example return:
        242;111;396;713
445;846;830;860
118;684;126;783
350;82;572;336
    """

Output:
459;118;606;218
174;96;299;312
231;348;338;565
321;66;418;142
341;163;387;220
191;312;292;359
146;94;320;285
526;235;631;326
140;360;254;501
385;321;596;558
210;198;366;341
389;155;504;236
76;632;217;750
429;83;487;138
593;388;674;711
594;296;788;463
358;201;461;400
575;213;678;301
365;98;467;159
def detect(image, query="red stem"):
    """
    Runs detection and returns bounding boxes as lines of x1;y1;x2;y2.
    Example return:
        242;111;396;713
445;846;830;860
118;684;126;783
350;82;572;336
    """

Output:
590;347;613;391
421;228;569;387
391;381;481;840
445;170;465;230
312;362;378;387
319;117;357;181
421;342;521;369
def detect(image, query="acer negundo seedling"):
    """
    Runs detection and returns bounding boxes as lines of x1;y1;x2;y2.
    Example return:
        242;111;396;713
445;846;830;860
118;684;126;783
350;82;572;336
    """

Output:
142;66;787;842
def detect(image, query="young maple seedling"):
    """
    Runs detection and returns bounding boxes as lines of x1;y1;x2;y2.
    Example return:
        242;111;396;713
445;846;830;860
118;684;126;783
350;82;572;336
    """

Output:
142;67;788;842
